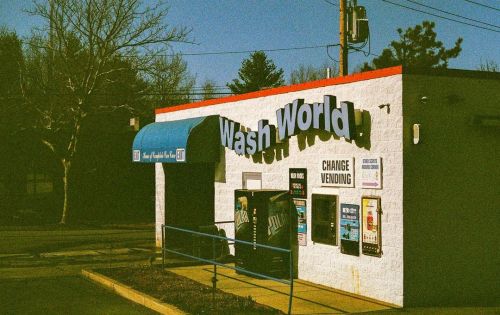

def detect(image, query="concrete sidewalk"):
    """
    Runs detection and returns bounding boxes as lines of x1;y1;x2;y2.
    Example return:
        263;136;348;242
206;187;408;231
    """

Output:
168;264;398;314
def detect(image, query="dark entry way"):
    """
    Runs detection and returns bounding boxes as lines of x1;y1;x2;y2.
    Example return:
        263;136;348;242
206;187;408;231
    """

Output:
164;163;215;240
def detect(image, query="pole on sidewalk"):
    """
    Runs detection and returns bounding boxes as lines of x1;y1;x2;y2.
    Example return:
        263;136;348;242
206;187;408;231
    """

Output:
339;0;348;76
288;250;294;315
161;224;165;269
211;237;218;311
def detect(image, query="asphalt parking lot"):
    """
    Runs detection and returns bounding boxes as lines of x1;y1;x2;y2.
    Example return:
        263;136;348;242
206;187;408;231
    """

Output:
0;226;157;314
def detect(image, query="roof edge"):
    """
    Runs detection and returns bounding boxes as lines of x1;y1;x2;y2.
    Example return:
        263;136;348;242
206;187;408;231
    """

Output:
155;65;403;115
403;66;500;80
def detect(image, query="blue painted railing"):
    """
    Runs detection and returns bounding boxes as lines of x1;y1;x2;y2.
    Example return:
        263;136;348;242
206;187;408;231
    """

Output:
161;223;294;314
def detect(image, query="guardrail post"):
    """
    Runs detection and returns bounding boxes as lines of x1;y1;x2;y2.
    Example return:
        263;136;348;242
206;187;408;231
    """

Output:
211;237;218;311
211;237;217;290
288;250;294;315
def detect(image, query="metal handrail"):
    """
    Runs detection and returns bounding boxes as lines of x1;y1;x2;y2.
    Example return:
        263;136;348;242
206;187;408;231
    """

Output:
165;224;291;253
161;223;294;315
213;220;235;224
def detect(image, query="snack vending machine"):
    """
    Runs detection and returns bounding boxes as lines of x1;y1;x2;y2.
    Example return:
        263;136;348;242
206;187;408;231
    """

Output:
234;189;297;278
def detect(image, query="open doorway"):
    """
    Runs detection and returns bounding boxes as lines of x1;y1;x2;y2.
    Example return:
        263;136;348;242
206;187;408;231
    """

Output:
163;163;215;249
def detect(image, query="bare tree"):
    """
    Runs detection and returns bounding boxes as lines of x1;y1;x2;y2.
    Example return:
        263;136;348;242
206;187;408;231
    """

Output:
289;63;339;84
146;54;195;107
24;0;189;224
201;79;216;100
478;59;499;72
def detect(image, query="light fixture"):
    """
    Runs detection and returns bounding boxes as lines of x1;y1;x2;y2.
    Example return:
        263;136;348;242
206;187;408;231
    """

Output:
130;117;140;131
413;124;421;144
378;103;390;113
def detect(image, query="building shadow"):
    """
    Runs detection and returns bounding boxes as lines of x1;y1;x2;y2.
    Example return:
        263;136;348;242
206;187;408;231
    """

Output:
245;110;371;164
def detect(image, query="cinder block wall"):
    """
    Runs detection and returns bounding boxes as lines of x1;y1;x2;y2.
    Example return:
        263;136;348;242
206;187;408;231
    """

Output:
402;72;500;306
155;71;405;306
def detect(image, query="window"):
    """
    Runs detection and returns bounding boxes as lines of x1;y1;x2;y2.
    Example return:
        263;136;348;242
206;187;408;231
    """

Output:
312;194;338;245
242;172;262;189
27;173;53;195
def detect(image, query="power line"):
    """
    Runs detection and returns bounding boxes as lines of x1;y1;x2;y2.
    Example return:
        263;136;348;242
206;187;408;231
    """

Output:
191;86;231;90
349;45;380;57
381;0;500;33
322;0;338;7
326;44;340;63
149;44;332;58
0;92;233;98
26;42;332;59
463;0;500;12
404;0;500;29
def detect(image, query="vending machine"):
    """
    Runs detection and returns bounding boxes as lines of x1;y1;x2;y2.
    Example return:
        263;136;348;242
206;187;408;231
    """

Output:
234;189;297;278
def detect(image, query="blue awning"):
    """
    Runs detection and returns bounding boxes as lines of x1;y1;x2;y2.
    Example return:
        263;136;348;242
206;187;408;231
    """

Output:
132;115;220;163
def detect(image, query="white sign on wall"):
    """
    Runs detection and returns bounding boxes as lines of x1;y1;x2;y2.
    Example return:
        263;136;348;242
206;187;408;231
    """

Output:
361;157;382;189
320;157;354;188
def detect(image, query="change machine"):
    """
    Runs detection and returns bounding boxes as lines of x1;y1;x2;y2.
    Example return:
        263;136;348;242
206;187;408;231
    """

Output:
234;189;297;278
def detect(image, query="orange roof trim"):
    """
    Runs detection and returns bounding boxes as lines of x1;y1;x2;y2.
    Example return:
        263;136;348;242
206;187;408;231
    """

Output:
155;65;403;115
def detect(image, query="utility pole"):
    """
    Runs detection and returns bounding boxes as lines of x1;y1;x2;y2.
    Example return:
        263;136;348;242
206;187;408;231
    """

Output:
339;0;348;76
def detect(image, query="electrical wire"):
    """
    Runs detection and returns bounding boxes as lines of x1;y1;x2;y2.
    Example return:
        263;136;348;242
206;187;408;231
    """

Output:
322;0;338;7
0;92;233;98
404;0;500;29
326;44;340;63
380;0;500;33
191;87;231;91
463;0;500;12
137;44;332;58
326;16;378;62
349;46;380;57
24;42;332;59
347;15;379;58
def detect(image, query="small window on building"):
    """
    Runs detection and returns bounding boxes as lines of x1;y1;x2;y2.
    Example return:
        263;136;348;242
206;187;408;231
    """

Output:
242;172;262;189
312;194;338;245
27;173;53;195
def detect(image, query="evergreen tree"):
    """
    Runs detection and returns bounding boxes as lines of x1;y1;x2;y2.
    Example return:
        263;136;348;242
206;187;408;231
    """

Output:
0;28;25;135
227;51;284;94
477;59;498;72
361;21;462;71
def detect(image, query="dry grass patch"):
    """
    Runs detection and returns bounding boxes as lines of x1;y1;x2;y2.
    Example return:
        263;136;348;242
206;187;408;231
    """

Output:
99;266;283;315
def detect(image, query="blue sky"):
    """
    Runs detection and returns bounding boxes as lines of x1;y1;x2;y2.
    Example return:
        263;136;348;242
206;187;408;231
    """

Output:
1;0;499;91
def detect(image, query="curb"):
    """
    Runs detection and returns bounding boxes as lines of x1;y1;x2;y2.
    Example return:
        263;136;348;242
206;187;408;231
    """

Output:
81;269;186;315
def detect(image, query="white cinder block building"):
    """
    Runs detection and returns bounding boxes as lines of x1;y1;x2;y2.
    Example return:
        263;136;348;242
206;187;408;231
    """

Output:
132;66;499;307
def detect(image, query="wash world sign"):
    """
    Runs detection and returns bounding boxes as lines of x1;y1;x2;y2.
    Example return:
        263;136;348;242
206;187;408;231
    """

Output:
219;95;357;155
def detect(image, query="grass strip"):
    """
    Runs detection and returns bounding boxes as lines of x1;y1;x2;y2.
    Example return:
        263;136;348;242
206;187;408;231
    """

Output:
99;266;283;315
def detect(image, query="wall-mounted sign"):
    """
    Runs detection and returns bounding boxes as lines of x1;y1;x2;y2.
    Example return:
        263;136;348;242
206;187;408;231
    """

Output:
340;203;360;256
361;157;382;189
362;196;382;257
219;95;357;155
293;199;307;246
319;158;354;188
134;149;186;163
289;168;307;198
